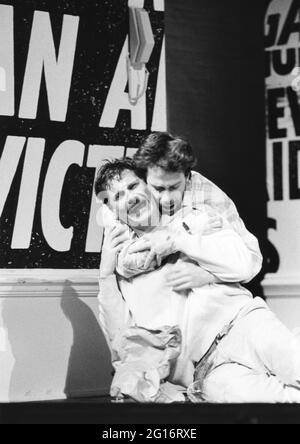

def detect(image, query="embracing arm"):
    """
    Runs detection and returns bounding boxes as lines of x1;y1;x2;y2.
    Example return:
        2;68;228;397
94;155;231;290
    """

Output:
117;212;225;278
174;225;263;283
127;209;262;284
98;275;132;353
98;226;133;360
116;238;158;279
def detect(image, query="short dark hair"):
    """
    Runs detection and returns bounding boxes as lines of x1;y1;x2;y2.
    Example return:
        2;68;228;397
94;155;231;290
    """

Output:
94;158;143;197
134;132;197;176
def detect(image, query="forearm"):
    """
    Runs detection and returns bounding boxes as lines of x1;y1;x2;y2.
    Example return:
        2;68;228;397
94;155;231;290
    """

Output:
98;274;132;353
217;203;263;282
176;230;262;283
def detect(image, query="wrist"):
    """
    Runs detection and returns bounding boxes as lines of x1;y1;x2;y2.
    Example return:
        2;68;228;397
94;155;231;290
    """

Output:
173;232;188;254
99;275;114;281
152;232;178;257
99;269;116;280
207;273;219;285
99;273;115;281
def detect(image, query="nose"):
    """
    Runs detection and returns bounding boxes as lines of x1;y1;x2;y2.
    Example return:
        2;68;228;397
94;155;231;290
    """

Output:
127;193;139;209
160;192;173;206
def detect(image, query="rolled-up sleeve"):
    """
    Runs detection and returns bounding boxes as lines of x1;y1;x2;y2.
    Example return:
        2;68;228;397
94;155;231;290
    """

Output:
98;275;133;360
175;226;263;284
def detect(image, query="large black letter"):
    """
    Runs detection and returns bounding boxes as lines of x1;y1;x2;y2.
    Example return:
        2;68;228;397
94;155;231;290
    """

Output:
287;86;300;136
273;142;284;201
278;0;300;46
273;48;296;76
265;14;281;47
268;88;287;139
289;141;300;199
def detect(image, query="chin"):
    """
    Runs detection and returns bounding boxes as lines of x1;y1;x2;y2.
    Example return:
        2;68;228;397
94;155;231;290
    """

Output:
128;213;153;230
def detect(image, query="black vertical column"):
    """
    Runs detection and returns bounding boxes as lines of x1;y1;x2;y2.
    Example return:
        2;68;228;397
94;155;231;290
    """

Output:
165;0;267;295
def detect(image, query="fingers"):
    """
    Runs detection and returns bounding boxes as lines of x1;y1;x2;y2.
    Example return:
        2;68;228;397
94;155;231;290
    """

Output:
203;215;223;235
166;277;190;288
210;217;221;227
166;272;185;283
114;244;125;254
129;240;152;253
104;225;129;249
172;283;191;292
111;233;129;248
111;224;127;238
166;266;188;279
208;215;223;228
104;224;126;240
143;250;157;270
157;255;162;267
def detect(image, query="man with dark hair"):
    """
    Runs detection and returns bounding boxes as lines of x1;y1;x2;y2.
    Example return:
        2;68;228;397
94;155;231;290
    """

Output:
94;158;145;197
95;156;262;401
96;158;300;403
134;132;196;176
94;157;159;231
134;133;196;217
130;132;262;278
134;132;250;237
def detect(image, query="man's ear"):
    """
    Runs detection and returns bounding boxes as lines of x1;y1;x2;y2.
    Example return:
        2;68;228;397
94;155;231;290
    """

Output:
96;203;117;228
96;188;110;204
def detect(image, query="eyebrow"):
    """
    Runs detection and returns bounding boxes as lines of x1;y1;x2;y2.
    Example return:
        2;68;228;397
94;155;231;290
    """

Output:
127;179;139;188
113;179;139;200
153;182;182;189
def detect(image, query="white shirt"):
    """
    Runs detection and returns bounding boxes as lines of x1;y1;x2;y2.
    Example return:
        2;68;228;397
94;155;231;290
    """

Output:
98;211;262;387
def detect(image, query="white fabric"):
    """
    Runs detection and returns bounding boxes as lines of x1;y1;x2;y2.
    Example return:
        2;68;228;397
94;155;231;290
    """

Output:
110;325;185;403
98;276;133;363
202;298;300;403
117;210;262;387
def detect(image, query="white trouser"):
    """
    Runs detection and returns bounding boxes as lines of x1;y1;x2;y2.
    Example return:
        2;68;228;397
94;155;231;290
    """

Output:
202;298;300;403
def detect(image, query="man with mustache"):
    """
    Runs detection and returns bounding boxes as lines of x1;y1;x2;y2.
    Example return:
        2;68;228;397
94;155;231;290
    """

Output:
96;135;300;403
96;158;260;401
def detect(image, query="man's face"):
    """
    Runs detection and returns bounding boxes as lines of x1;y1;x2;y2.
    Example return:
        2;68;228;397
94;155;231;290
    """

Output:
146;166;187;215
106;170;158;229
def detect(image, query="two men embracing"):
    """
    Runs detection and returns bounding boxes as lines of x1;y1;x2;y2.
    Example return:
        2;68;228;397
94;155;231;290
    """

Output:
95;132;300;404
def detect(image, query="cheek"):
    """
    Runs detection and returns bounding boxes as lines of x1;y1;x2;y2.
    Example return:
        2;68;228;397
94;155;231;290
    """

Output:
111;200;127;221
137;184;148;196
170;189;184;203
148;185;160;198
108;201;117;214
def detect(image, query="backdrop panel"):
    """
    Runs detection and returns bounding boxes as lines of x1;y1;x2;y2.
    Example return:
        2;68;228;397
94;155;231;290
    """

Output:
0;0;166;270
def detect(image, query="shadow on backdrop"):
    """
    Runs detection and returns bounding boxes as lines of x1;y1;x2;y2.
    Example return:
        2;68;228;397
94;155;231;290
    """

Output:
61;282;112;398
1;282;111;401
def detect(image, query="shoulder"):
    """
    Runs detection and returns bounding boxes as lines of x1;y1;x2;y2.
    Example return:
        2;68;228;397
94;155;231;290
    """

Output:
188;171;239;216
189;171;229;200
189;171;220;190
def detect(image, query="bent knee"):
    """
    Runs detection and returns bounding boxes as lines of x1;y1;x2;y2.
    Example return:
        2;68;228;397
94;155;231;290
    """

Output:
202;363;290;404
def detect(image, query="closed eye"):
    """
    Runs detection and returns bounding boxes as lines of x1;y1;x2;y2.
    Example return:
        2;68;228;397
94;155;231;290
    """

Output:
154;186;165;193
114;190;125;202
128;182;139;191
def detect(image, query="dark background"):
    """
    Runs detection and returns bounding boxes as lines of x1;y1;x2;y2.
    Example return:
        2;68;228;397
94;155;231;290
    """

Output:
166;0;270;294
0;0;164;269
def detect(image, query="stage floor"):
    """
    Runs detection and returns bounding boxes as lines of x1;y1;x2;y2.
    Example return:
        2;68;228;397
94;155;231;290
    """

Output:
1;398;300;424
